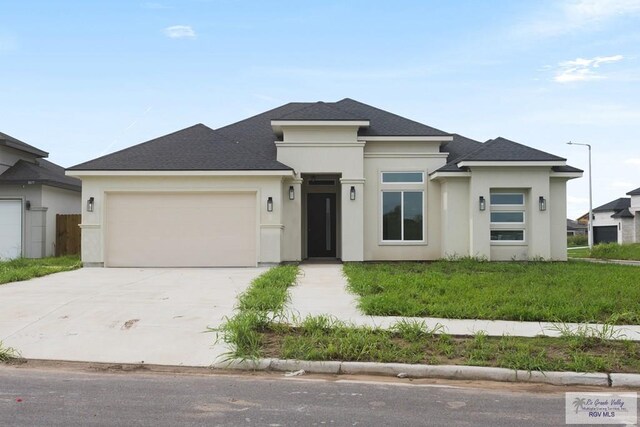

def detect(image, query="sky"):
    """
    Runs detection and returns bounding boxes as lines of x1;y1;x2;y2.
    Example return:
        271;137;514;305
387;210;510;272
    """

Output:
1;0;639;219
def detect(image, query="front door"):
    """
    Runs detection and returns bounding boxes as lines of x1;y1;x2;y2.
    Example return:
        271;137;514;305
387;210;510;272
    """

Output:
307;193;336;257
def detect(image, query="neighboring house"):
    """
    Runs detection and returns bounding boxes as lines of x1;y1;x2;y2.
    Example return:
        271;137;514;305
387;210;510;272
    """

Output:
567;219;587;236
589;187;640;244
0;131;81;259
67;98;582;267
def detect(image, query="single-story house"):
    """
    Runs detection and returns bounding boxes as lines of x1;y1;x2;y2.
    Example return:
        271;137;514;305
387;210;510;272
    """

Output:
566;219;587;236
0;131;81;259
67;98;582;267
589;187;640;244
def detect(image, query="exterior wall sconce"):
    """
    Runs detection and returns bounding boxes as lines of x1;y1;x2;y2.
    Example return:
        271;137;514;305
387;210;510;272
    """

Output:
539;196;546;211
479;196;486;211
25;200;31;210
289;186;295;200
87;197;95;212
350;186;356;201
266;196;273;212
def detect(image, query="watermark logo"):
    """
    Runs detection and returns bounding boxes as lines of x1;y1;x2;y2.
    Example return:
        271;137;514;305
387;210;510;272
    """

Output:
566;392;637;424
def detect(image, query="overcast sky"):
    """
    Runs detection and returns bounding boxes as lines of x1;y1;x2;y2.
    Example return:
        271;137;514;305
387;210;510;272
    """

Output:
1;0;639;219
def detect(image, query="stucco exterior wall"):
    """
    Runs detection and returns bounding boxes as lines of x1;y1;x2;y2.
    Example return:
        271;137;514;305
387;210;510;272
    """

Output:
466;167;554;260
549;179;568;260
362;142;447;261
621;218;635;244
41;185;81;256
74;174;285;266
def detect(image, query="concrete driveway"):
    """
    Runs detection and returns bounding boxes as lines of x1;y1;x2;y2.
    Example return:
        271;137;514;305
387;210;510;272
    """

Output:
0;267;265;366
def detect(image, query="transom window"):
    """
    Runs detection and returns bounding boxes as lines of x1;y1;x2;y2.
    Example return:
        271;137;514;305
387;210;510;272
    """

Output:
490;191;525;243
382;191;423;241
381;172;424;184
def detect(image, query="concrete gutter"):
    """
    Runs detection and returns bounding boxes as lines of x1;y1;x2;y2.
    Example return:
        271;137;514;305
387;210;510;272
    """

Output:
7;357;640;388
210;358;640;388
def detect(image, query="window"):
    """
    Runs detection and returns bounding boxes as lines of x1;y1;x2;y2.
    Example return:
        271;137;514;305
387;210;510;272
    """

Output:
490;191;525;243
381;172;424;184
382;191;423;241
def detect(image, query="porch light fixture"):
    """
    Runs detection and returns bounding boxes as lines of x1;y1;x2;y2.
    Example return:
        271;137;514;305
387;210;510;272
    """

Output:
25;200;31;210
266;196;273;212
479;196;486;211
289;185;295;200
539;196;547;211
87;197;95;212
350;186;356;201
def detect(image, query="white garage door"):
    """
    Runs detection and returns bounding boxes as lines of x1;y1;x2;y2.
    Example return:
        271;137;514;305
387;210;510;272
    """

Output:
0;199;22;260
105;192;257;267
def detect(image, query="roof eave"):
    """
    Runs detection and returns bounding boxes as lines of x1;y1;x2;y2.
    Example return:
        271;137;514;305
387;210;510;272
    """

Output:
0;140;49;158
66;169;295;177
457;160;567;167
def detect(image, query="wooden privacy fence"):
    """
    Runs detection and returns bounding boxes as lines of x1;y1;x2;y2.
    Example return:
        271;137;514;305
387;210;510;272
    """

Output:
56;214;81;256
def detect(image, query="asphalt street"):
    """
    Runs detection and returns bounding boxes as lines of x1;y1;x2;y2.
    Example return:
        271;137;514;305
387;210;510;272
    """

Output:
0;365;577;426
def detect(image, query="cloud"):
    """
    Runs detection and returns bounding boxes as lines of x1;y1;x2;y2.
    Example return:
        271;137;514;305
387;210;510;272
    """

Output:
164;25;196;39
553;55;623;83
624;158;640;165
611;181;633;188
520;0;640;37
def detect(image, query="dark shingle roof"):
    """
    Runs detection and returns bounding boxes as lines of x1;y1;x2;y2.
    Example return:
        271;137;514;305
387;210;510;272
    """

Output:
275;102;366;121
69;124;291;171
567;219;587;230
627;187;640;196
611;208;635;219
462;137;566;162
0;159;81;191
593;197;631;213
440;134;483;161
0;131;48;157
335;98;449;137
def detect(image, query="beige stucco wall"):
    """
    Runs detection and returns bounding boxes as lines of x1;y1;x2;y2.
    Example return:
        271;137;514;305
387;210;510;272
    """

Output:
72;174;286;266
435;166;570;261
41;185;81;256
362;141;447;261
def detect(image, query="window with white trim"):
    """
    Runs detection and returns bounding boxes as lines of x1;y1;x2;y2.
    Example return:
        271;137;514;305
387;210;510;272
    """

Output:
382;191;423;241
490;192;525;242
381;172;424;184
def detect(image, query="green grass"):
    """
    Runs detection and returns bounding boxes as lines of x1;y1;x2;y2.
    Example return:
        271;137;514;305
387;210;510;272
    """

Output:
590;243;640;261
259;316;640;373
568;243;640;261
343;260;640;323
567;247;590;258
567;234;588;247
0;341;20;362
0;256;81;285
216;264;299;359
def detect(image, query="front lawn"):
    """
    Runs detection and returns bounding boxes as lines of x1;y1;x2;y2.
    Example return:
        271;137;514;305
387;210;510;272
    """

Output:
0;256;81;285
344;260;640;324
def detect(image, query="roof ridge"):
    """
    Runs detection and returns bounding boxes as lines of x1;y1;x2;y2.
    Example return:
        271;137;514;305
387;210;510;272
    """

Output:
215;102;309;132
275;100;365;121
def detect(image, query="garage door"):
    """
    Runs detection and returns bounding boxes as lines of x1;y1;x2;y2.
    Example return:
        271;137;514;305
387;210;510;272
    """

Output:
593;225;618;245
0;199;22;260
105;192;257;267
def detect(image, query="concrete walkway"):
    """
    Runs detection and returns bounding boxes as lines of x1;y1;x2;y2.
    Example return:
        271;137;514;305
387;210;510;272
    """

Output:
288;264;640;341
0;267;266;366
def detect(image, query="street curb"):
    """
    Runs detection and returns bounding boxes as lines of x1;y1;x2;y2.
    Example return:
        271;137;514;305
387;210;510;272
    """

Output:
610;374;640;388
211;358;617;387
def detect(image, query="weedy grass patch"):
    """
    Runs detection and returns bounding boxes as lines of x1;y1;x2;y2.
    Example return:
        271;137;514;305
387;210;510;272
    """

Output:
0;256;81;285
343;260;640;324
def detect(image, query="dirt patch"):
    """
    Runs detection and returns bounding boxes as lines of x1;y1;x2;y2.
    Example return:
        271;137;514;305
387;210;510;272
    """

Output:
121;319;140;330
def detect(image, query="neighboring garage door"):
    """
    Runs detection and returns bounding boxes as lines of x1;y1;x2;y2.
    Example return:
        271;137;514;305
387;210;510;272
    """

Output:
593;225;618;245
0;199;22;259
105;192;257;267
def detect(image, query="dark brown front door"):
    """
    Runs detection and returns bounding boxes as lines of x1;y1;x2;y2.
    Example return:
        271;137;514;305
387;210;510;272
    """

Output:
307;193;336;257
